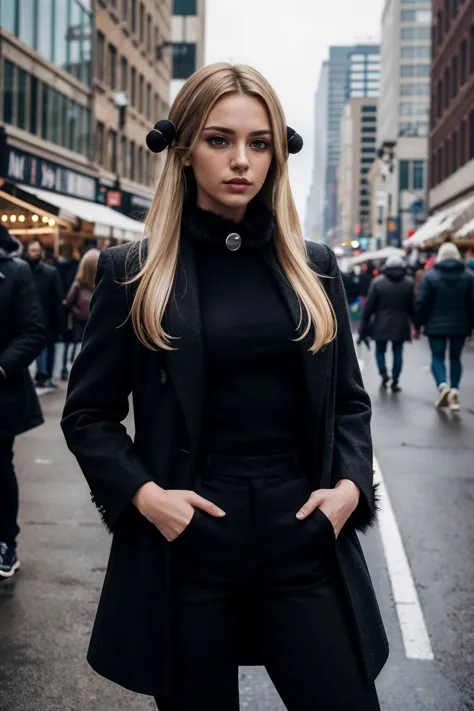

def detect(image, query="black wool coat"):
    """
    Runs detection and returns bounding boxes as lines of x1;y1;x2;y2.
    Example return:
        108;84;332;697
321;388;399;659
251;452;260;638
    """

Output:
61;236;389;697
414;260;474;337
361;266;414;343
0;237;46;439
27;260;64;342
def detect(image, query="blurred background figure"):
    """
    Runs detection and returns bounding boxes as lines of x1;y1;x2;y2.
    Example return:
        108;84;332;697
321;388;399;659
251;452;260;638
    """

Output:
360;256;414;393
64;249;100;372
414;242;474;413
24;239;64;389
56;245;80;381
0;225;45;579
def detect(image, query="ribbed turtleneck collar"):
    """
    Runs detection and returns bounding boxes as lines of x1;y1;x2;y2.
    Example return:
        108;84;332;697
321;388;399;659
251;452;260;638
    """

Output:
182;199;276;250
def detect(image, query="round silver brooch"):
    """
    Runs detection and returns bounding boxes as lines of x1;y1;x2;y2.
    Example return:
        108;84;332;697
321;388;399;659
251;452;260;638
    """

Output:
225;232;242;252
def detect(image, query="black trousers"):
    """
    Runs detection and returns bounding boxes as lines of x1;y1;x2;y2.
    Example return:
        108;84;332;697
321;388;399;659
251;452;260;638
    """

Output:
0;438;19;546
155;451;380;711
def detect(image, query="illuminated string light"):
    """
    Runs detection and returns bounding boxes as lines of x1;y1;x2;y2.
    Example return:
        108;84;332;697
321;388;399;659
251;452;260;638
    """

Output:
32;215;39;222
10;215;16;223
18;215;25;222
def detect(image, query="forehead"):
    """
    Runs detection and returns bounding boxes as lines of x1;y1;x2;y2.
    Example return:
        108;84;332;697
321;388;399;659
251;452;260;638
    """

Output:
206;93;271;130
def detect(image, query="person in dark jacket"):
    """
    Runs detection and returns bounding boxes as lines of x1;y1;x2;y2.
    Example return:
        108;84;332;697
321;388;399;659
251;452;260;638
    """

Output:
61;64;387;710
415;242;474;412
0;226;46;578
65;248;100;368
55;244;79;380
24;238;64;388
360;256;414;392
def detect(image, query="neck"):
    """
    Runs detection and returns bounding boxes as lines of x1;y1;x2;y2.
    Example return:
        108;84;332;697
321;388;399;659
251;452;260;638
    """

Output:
196;193;247;222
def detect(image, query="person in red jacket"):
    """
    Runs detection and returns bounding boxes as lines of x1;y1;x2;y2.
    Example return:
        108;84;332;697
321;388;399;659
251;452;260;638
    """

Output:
64;249;100;371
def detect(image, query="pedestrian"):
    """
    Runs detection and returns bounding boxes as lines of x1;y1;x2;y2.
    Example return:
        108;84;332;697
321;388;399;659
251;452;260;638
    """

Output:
414;242;474;412
62;63;388;710
24;238;64;388
360;256;414;392
64;249;100;368
0;225;46;579
55;244;79;381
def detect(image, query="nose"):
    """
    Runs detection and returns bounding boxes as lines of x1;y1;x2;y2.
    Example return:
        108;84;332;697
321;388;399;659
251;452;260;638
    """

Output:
230;141;250;172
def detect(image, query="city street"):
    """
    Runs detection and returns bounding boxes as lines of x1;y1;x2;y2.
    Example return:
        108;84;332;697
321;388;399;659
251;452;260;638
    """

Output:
1;339;473;711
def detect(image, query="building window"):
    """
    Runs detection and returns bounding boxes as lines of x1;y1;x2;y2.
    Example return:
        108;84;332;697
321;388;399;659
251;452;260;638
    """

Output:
120;136;127;176
431;153;436;187
362;105;377;113
146;82;151;120
400;82;430;96
401;27;431;41
17;69;27;131
437;79;442;118
361;156;374;164
362;146;376;153
361;126;376;133
460;119;466;165
108;44;117;89
401;8;431;22
96;121;105;165
401;46;431;59
138;146;144;183
470;111;474;159
29;75;38;134
413;160;424;189
120;57;128;92
3;60;14;125
399;160;410;190
444;68;450;108
131;67;136;107
437;11;443;46
460;39;467;85
108;130;117;173
147;14;152;53
470;26;474;75
173;0;197;13
131;0;136;33
452;131;458;172
37;0;53;61
452;55;458;98
445;0;451;31
400;64;430;78
96;31;105;81
437;147;443;183
172;43;196;79
362;115;377;123
138;74;144;114
129;141;136;180
362;136;376;143
139;2;145;44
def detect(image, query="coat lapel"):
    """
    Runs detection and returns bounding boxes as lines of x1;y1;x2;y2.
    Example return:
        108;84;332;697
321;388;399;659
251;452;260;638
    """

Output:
164;239;204;452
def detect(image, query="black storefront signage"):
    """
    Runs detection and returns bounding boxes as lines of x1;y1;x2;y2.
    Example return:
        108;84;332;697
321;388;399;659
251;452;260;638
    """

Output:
3;146;97;202
96;182;152;220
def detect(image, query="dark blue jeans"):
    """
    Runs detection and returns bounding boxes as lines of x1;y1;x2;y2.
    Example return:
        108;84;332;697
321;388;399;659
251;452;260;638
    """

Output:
375;341;404;380
0;438;19;546
428;336;466;389
36;342;56;382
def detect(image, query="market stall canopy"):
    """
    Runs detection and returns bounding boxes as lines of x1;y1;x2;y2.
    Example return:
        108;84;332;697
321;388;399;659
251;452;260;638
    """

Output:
20;186;145;241
455;217;474;239
403;196;474;247
345;246;405;271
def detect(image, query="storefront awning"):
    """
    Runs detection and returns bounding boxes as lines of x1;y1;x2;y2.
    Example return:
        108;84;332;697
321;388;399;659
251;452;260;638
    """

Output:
404;196;474;247
19;186;145;242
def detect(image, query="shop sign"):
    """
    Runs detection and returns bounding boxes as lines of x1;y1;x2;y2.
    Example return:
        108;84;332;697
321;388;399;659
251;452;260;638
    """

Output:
106;190;122;208
386;216;401;247
4;147;97;202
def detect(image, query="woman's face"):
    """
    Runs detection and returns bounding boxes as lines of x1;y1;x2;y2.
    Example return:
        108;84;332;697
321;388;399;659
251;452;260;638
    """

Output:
185;93;274;221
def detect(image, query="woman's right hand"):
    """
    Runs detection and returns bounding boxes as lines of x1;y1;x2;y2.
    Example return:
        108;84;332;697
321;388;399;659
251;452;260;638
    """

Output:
132;482;226;542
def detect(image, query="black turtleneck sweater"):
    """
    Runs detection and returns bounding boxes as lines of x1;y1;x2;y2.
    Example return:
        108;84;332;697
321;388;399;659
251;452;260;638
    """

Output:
183;202;304;456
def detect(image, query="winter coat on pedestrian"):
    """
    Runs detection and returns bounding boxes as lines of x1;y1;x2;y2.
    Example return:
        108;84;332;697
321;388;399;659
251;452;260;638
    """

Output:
55;257;79;296
66;281;93;323
414;245;474;337
0;229;46;439
360;257;414;343
61;221;388;698
25;258;64;343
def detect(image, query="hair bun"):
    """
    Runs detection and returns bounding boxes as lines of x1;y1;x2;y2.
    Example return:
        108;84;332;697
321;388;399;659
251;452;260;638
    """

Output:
146;120;177;153
287;126;303;155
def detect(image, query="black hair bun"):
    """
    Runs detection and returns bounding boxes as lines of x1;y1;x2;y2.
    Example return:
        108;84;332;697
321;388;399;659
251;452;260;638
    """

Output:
146;119;177;153
287;126;303;155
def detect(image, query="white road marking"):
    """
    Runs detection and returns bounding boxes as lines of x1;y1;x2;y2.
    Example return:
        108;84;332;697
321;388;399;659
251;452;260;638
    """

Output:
373;457;434;661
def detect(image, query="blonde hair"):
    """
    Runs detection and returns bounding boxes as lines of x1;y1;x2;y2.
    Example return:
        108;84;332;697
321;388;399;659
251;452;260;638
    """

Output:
129;63;336;353
76;248;100;290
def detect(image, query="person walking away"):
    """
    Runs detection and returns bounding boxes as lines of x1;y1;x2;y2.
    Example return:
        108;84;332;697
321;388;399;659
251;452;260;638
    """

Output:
360;256;414;392
65;249;100;367
0;226;46;578
55;244;79;380
24;239;64;388
414;242;474;412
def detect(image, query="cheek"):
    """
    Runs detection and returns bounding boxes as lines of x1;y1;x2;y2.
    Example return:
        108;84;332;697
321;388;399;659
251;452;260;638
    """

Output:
192;148;223;182
253;153;273;185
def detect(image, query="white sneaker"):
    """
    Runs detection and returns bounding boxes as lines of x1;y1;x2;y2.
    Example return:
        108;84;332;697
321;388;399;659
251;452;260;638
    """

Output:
435;383;451;408
448;389;460;413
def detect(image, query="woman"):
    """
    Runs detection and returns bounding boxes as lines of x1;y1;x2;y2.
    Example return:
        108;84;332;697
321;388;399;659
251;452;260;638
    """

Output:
65;248;100;367
360;256;414;392
415;241;474;412
62;64;388;710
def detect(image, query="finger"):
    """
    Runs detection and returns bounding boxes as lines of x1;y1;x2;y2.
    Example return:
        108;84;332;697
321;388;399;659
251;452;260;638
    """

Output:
296;492;325;520
189;493;226;518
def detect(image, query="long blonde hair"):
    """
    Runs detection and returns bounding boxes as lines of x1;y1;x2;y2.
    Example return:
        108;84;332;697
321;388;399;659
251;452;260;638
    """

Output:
76;248;100;290
129;63;336;353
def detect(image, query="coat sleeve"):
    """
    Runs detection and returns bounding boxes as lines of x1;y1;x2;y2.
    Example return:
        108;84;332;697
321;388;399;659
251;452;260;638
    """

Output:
414;272;432;330
359;279;378;339
327;248;377;532
0;261;46;377
61;249;154;532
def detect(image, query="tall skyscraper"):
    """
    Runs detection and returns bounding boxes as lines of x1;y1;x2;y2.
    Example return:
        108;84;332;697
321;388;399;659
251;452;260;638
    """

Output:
171;0;206;103
304;62;328;241
306;43;380;244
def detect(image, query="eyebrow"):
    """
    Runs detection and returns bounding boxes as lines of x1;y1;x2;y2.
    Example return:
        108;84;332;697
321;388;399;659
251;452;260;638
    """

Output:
203;126;273;137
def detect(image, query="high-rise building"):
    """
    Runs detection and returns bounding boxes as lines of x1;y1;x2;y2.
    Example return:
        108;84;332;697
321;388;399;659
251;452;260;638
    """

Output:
304;62;328;241
305;43;380;245
338;98;378;247
373;0;431;247
171;0;206;103
429;1;474;216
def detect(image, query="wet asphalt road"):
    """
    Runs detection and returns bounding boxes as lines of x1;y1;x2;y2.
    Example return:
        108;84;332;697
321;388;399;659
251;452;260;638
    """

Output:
1;339;473;710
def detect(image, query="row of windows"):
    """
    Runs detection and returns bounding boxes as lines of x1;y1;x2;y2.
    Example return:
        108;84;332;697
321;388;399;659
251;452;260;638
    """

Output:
400;100;429;116
95;122;155;186
400;81;430;96
173;0;197;14
401;9;431;23
362;126;377;134
0;0;92;86
401;27;431;41
352;90;379;98
362;136;377;143
435;0;467;48
432;27;474;127
362;105;377;113
362;115;377;123
399;120;429;136
351;54;380;62
400;63;430;78
431;112;474;188
401;46;431;59
399;160;425;191
361;146;376;154
107;0;172;55
2;59;91;158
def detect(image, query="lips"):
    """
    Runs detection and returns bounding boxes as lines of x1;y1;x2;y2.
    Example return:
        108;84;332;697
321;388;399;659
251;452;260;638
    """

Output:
224;179;251;185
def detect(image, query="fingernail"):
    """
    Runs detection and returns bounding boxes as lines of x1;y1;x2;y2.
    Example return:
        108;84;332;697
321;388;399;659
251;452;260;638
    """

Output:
296;511;304;519
217;509;226;516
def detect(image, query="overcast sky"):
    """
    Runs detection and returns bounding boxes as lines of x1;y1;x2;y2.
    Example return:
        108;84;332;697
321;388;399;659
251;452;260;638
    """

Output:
205;0;384;224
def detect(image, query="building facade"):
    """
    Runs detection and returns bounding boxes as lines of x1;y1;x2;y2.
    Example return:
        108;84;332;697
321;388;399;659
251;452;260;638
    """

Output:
304;61;328;241
429;0;474;213
171;0;206;104
338;98;378;247
94;0;172;219
374;0;432;247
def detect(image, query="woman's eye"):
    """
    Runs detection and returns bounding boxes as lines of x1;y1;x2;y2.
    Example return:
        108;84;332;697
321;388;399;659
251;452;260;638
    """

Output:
252;139;270;150
208;136;227;147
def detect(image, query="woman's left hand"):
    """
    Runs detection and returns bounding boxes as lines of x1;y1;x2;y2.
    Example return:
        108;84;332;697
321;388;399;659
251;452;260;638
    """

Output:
296;479;360;539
